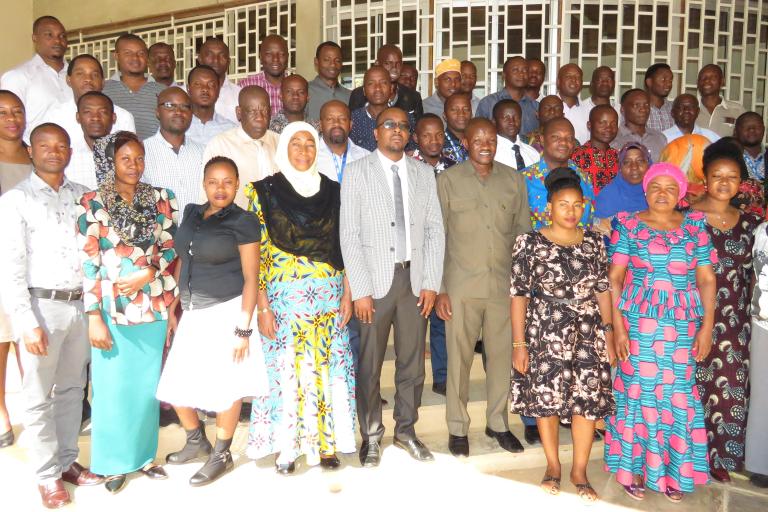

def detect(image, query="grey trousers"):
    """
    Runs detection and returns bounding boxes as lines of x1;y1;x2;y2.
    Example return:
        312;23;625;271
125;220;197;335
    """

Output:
746;320;768;474
19;298;89;483
445;296;511;436
357;266;427;442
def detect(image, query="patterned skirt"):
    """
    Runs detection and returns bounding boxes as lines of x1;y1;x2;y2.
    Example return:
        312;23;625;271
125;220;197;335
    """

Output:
604;312;710;493
247;274;356;466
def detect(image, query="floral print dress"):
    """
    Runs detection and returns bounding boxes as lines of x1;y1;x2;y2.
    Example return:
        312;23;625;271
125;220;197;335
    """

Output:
695;212;761;472
244;183;356;466
509;230;615;422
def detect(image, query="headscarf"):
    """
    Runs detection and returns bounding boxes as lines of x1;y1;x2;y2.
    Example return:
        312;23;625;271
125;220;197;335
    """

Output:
642;162;688;201
93;132;158;248
275;121;322;198
595;142;653;218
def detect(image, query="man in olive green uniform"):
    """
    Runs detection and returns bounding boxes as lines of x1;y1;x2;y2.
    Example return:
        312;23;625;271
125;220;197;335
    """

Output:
435;118;531;457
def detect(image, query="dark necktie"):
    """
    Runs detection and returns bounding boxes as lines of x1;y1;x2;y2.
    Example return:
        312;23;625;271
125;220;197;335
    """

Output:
512;144;525;170
390;164;407;262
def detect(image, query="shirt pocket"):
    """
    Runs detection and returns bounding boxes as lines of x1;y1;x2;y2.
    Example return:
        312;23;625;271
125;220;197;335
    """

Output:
449;197;478;234
494;197;518;235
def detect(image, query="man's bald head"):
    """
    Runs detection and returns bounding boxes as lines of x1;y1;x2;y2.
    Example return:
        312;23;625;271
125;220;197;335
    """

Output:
281;74;308;91
543;117;575;136
320;99;350;119
158;86;190;104
465;117;496;137
239;84;270;107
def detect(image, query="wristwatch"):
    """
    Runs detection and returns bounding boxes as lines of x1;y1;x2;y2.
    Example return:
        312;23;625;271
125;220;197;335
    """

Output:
601;323;614;333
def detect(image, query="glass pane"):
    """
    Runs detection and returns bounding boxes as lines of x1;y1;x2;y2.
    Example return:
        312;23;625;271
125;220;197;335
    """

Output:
570;15;580;39
509;29;523;54
655;30;668;52
527;14;542;39
622;29;635;54
601;43;617;67
526;43;542;60
688;31;700;51
704;19;716;44
583;28;599;54
585;4;600;25
603;14;618;40
638;15;652;40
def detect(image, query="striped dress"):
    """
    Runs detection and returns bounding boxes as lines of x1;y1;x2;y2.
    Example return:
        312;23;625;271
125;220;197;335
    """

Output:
604;211;715;493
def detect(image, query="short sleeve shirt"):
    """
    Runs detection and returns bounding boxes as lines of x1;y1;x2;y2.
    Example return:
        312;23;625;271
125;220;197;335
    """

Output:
175;202;260;310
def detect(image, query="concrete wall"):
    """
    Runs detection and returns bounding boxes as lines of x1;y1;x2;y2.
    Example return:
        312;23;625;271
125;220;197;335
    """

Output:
0;0;34;73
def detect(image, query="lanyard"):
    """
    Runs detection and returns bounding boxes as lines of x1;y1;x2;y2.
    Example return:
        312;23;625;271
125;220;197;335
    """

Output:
332;148;348;182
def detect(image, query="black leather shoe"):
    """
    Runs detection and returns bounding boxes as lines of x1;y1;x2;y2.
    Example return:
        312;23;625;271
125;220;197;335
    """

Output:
166;427;212;464
359;440;381;467
751;473;768;488
275;461;296;475
319;454;341;470
485;427;524;453
189;450;233;486
432;382;446;396
139;464;168;480
104;474;127;494
524;425;542;445
393;437;434;462
448;434;469;457
0;429;14;448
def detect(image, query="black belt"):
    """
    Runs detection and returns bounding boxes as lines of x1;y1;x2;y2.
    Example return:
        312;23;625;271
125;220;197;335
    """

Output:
533;290;592;306
28;288;83;302
395;261;411;269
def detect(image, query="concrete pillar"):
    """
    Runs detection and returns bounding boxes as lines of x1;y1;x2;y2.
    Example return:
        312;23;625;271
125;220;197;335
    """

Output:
294;0;322;79
0;0;34;73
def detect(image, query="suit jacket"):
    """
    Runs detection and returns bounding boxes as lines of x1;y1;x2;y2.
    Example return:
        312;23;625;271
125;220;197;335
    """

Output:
340;152;445;301
349;83;424;120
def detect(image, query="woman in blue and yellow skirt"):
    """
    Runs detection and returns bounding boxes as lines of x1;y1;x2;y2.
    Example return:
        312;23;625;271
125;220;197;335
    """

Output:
245;122;356;474
76;132;178;493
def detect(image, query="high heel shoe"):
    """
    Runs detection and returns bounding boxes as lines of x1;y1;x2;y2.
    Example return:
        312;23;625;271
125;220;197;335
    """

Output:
0;429;14;449
104;474;127;494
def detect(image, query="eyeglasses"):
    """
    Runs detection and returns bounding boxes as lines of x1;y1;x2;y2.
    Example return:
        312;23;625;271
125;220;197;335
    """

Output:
159;102;192;112
376;120;410;132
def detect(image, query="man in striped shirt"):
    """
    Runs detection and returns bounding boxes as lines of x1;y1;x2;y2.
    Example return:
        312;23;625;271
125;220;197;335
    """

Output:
143;87;204;222
102;33;166;140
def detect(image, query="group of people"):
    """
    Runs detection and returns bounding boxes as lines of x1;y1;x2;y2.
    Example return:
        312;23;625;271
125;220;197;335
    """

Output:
0;14;767;509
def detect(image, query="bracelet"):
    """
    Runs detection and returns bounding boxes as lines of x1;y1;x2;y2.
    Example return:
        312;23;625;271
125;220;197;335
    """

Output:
512;341;527;349
234;326;253;337
257;307;271;314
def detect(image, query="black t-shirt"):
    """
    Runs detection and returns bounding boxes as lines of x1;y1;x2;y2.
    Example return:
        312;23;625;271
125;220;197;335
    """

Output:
175;202;260;310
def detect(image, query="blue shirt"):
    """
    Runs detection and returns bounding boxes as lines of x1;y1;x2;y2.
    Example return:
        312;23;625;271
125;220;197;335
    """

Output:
520;159;595;230
442;129;469;164
476;89;539;137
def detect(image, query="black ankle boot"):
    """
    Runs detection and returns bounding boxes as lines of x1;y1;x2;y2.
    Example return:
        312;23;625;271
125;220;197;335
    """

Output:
166;424;212;464
189;437;234;487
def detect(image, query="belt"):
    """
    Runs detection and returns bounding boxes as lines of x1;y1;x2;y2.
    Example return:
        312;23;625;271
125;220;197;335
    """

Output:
395;261;411;269
28;288;83;302
533;290;592;306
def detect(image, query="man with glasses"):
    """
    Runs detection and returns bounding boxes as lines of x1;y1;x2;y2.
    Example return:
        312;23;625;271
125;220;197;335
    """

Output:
203;85;279;209
341;106;445;467
103;33;166;140
143;87;204;221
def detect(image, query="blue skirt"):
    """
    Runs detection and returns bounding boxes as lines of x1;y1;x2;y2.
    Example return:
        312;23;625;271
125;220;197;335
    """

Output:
90;312;166;475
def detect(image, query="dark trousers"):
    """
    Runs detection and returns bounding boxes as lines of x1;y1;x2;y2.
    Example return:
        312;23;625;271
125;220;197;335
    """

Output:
428;311;447;384
356;266;427;442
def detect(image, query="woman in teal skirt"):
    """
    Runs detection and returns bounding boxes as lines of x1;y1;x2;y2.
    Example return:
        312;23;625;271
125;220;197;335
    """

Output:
76;132;178;493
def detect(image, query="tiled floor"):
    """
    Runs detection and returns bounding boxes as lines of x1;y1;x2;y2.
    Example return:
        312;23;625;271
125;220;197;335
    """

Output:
1;344;766;511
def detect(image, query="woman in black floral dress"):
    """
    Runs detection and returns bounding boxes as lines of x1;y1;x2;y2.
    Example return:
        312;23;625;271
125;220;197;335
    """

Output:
691;139;761;483
510;168;616;503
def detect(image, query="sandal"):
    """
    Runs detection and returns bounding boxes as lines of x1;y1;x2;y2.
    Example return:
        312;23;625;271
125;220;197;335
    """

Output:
575;482;598;504
622;482;645;501
540;474;561;495
664;487;684;503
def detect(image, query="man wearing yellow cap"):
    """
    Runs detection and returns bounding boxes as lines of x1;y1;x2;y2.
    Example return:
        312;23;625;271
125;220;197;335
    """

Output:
423;59;462;121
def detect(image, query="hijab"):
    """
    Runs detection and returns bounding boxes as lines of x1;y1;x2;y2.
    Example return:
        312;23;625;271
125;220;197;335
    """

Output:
595;142;652;218
93;132;158;248
275;121;322;197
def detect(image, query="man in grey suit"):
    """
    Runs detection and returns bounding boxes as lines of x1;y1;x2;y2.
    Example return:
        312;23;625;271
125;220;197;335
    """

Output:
340;106;445;467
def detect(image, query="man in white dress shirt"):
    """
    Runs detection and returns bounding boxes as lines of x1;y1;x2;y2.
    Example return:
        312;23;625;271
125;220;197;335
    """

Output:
148;42;180;88
197;37;241;124
315;100;369;183
581;66;620;118
204;85;279;209
143;87;204;221
42;54;135;149
64;92;117;190
0;123;103;509
492;99;539;171
1;16;71;143
662;93;720;144
186;65;237;147
557;63;591;145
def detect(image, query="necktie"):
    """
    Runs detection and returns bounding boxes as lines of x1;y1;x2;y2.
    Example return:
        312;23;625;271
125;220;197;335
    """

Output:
512;144;526;170
390;164;407;262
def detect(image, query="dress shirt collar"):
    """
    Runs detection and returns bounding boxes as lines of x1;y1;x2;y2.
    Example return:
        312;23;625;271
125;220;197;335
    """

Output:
151;130;190;150
376;149;407;170
31;53;68;74
235;125;266;144
311;75;341;91
558;93;581;108
29;171;76;193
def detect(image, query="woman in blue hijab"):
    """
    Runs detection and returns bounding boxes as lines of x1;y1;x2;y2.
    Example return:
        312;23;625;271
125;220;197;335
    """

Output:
594;142;652;236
